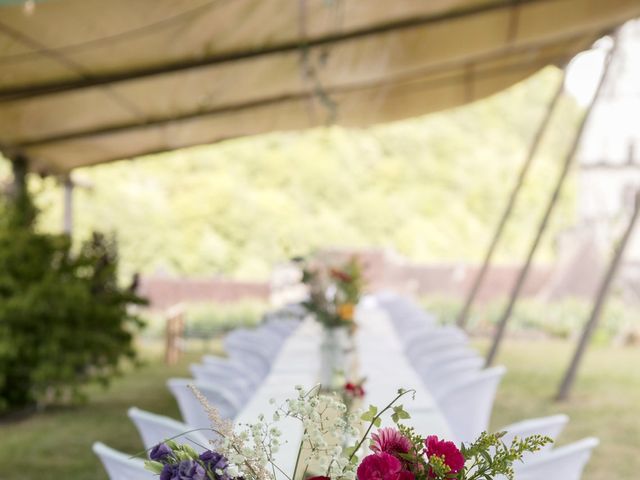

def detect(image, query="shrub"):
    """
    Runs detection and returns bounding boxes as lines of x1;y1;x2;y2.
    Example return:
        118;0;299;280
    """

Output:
0;192;145;414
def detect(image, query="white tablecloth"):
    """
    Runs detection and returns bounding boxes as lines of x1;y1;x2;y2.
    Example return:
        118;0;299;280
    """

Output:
233;304;454;479
356;303;454;439
234;320;321;479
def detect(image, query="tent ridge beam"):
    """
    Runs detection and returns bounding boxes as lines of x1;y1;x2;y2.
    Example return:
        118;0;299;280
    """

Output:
0;0;544;101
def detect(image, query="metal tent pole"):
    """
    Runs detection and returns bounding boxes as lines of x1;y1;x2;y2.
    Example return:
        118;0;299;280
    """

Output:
485;36;618;366
63;175;74;235
456;69;567;329
9;154;28;200
555;194;640;401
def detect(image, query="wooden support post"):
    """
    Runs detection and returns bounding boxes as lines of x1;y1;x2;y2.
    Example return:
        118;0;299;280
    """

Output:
165;305;185;366
485;38;618;366
456;70;566;329
556;197;640;401
63;175;74;235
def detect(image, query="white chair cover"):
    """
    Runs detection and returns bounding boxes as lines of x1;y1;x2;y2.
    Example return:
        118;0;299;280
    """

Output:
436;366;507;443
190;363;253;405
514;437;599;480
167;378;240;429
500;414;570;457
92;441;155;480
421;356;484;390
128;407;213;453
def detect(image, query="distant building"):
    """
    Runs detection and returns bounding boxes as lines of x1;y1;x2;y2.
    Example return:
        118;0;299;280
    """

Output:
552;19;640;303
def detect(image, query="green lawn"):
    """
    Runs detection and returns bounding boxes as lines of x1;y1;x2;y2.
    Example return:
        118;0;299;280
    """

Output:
0;349;200;480
481;338;640;480
0;339;638;480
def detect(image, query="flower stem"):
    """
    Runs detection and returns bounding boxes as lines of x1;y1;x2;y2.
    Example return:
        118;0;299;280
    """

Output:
292;428;306;480
348;389;416;461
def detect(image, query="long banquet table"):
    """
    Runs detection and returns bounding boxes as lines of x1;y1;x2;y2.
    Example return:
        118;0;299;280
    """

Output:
233;299;454;479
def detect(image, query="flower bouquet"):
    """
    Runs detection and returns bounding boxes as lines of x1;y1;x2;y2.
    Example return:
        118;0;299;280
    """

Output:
145;386;550;480
300;257;365;388
300;256;365;330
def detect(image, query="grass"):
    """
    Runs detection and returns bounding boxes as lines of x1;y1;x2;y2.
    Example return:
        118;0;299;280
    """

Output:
0;348;201;480
0;339;638;479
479;338;640;480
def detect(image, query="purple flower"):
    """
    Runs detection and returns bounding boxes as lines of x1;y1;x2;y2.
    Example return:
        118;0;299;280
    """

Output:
150;443;173;461
160;460;207;480
199;450;229;477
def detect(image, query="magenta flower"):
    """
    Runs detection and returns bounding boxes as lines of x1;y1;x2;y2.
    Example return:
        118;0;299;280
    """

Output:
371;428;412;456
357;452;415;480
424;435;465;475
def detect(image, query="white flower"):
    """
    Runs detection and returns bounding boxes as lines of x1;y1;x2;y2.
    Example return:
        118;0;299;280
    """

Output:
227;464;241;478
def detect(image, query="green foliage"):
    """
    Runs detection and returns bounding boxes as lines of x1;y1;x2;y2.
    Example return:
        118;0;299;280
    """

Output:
1;67;579;281
422;295;637;342
0;193;145;414
396;424;550;480
459;431;552;480
372;389;550;480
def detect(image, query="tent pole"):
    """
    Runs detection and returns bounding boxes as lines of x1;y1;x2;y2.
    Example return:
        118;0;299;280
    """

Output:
485;36;618;367
63;175;74;235
556;197;640;401
456;69;566;329
9;154;28;200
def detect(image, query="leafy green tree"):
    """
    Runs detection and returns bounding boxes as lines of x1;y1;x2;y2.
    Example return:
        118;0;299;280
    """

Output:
0;191;145;413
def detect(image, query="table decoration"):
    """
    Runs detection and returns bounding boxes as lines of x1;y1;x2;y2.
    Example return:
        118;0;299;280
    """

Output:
300;257;365;388
145;386;550;480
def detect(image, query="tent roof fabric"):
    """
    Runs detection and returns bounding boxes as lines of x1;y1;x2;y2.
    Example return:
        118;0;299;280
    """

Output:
0;0;639;173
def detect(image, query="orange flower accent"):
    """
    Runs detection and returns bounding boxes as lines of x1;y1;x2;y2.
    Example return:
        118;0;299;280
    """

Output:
338;303;355;321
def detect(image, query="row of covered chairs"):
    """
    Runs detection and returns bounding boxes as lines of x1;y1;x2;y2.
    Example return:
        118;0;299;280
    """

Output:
93;312;300;480
377;293;599;480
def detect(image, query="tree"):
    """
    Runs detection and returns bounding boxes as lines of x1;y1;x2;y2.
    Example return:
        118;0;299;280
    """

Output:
0;190;145;413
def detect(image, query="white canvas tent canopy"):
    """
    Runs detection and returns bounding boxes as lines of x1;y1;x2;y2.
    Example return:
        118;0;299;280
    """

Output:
0;0;639;174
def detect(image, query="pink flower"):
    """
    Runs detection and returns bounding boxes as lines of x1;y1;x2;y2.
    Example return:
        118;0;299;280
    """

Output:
424;435;465;475
357;453;415;480
371;428;412;456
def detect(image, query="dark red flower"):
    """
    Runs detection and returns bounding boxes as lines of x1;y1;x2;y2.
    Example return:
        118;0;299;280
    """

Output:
330;268;353;283
345;381;365;398
357;453;415;480
424;435;465;475
307;476;330;480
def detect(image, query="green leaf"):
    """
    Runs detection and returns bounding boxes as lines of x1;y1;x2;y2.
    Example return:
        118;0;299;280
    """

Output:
360;404;378;422
144;460;164;474
393;405;411;420
181;444;199;458
344;446;357;457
